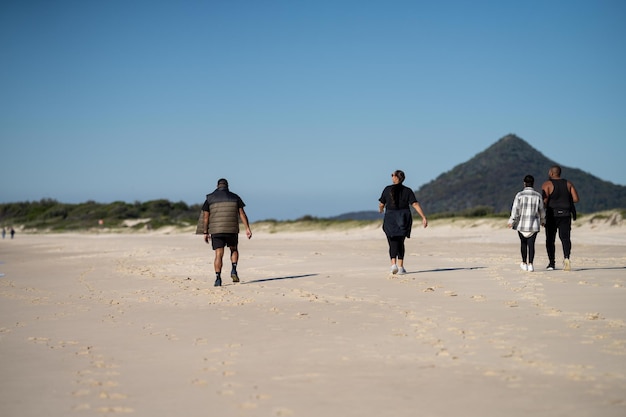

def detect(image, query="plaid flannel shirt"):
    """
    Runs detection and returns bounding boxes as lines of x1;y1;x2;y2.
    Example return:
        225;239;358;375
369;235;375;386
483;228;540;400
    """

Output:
509;187;546;233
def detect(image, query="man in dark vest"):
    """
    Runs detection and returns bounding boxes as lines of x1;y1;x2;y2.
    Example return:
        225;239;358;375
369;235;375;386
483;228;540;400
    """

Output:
541;165;579;271
202;178;252;286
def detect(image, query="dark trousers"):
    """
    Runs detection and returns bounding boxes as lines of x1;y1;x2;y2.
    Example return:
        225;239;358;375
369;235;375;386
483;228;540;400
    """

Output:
545;215;572;263
518;232;537;263
387;236;406;259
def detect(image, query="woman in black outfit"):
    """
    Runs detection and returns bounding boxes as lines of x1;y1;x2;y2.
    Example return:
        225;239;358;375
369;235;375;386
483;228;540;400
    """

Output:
379;170;428;275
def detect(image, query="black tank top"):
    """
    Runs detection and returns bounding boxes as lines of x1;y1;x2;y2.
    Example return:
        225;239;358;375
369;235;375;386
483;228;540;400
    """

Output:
548;179;570;210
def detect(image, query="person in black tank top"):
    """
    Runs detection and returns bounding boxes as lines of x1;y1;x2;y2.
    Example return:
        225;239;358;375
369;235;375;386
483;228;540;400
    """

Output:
541;166;580;271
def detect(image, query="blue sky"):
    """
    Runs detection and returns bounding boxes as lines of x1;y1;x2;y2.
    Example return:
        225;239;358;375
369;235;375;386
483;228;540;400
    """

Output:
1;0;625;221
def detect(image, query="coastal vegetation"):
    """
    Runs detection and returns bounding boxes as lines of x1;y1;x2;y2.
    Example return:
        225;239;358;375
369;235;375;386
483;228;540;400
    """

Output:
0;199;512;232
0;199;202;231
2;198;623;233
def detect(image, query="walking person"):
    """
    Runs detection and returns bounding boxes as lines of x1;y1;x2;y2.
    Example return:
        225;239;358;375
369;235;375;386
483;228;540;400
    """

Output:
508;175;546;272
378;170;428;275
201;178;252;286
541;165;579;271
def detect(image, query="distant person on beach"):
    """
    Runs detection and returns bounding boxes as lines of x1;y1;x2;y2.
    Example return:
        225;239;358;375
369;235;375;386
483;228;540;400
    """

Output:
378;170;428;275
1;228;5;239
542;165;579;271
201;178;252;286
508;175;546;272
10;227;15;239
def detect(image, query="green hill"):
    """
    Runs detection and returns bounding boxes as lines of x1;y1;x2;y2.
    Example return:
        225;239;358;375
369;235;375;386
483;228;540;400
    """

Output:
414;134;626;215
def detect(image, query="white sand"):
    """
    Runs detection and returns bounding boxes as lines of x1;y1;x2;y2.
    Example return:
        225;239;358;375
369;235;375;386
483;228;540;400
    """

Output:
1;218;625;417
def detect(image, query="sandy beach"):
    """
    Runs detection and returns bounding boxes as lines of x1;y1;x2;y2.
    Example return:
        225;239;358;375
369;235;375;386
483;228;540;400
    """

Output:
1;217;625;417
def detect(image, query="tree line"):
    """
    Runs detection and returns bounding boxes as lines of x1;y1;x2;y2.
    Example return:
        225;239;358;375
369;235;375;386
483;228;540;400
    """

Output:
0;199;202;231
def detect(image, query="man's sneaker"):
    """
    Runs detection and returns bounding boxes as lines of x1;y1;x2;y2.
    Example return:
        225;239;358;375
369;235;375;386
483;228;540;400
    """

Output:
563;259;571;271
546;263;555;271
231;270;240;283
390;264;399;274
520;262;528;271
398;267;407;275
214;278;222;287
528;264;534;272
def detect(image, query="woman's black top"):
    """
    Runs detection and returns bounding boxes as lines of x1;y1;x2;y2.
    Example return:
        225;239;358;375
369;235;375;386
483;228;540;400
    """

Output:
379;184;417;238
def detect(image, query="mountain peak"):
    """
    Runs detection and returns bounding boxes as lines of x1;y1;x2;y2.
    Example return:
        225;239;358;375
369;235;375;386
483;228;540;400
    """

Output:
415;134;626;214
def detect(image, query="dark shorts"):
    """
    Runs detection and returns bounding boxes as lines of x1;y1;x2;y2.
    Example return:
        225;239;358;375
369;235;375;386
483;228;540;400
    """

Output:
211;233;238;250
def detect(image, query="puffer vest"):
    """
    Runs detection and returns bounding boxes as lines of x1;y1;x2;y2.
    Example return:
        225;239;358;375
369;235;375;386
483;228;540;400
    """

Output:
208;201;240;234
206;188;240;234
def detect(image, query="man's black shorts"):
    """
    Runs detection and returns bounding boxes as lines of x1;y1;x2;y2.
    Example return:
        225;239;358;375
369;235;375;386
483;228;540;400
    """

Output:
211;233;238;250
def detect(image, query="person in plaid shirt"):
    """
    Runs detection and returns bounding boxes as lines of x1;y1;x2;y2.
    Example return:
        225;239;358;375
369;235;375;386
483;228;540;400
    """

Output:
508;175;546;272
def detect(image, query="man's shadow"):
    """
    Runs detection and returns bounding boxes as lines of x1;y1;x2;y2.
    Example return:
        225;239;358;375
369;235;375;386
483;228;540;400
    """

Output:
243;273;319;284
573;266;626;272
402;266;487;275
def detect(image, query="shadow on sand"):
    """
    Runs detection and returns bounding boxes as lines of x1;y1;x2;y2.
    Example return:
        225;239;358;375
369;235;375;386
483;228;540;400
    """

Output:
573;266;626;272
402;266;487;275
243;273;319;284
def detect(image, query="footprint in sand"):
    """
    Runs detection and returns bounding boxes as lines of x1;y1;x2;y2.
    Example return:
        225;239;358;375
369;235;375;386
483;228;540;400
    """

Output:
27;336;50;344
273;406;295;416
191;378;208;386
70;344;130;413
96;406;134;413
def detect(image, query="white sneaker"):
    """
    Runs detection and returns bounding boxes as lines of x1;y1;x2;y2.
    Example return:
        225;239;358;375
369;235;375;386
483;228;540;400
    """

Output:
398;267;407;275
391;264;399;274
527;264;534;272
520;262;528;271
